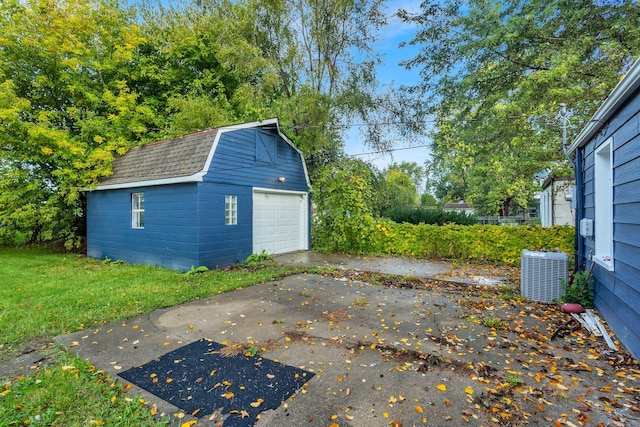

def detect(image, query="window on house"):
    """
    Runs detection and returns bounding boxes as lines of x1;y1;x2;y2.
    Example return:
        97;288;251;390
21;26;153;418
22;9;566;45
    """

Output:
132;192;144;229
225;195;237;225
594;139;613;270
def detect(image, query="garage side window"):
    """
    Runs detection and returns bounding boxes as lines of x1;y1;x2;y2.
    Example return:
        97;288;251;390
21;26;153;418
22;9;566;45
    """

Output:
132;192;144;229
225;195;237;225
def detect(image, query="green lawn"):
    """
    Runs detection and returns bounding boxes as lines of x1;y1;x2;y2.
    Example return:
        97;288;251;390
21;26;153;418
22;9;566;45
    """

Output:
0;246;320;426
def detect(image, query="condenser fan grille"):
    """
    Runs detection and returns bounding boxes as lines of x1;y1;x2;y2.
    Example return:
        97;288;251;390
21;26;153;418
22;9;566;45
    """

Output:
520;250;568;302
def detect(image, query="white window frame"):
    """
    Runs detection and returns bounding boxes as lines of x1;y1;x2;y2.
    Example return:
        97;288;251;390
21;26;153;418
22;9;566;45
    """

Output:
132;192;144;229
594;138;614;271
225;195;237;225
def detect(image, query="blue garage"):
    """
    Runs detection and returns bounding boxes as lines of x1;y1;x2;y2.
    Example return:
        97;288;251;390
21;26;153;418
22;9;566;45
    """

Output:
86;118;310;271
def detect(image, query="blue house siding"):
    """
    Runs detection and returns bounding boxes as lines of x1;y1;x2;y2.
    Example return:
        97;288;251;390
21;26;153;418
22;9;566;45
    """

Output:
196;182;253;268
87;183;201;271
207;128;309;192
576;85;640;359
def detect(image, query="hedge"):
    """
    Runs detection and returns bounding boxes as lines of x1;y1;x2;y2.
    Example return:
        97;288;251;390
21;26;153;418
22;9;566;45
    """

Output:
383;206;477;226
313;218;574;267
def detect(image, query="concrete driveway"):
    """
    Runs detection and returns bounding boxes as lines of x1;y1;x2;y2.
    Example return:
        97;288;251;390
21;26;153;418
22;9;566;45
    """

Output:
53;256;639;427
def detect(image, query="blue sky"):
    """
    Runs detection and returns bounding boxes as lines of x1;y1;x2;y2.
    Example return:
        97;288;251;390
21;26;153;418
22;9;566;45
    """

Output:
343;0;431;171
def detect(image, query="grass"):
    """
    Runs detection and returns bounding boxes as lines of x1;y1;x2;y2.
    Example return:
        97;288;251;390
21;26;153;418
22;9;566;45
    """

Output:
1;351;168;426
0;246;312;354
0;246;327;425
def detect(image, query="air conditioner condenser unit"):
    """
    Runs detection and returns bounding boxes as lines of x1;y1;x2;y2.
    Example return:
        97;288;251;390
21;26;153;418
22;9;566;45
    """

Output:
520;250;568;302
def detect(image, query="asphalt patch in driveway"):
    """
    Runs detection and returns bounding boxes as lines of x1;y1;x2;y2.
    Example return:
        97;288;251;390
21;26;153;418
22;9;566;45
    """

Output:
119;338;313;426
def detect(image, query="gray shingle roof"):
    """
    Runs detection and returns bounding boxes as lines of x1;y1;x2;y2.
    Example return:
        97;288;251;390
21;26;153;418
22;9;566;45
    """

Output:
97;128;218;187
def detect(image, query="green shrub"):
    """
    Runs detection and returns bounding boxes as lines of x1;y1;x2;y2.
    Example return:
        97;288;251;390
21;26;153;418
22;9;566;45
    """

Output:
383;206;477;225
312;219;574;267
559;270;594;308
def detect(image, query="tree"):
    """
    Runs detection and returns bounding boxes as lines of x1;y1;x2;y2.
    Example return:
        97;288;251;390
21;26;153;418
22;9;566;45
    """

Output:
0;0;157;246
379;163;422;211
399;0;640;215
386;161;425;192
312;157;379;252
134;0;401;178
420;193;437;207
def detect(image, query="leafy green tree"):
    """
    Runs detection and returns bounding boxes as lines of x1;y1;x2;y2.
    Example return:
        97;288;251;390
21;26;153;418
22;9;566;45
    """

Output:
387;162;425;191
134;0;279;135
0;0;157;247
420;193;437;207
312;158;378;252
399;0;640;215
382;169;418;210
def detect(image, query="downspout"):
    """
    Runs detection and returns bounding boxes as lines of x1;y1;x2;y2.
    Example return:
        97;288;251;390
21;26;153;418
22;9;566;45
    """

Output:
551;179;555;226
575;148;584;271
560;104;581;271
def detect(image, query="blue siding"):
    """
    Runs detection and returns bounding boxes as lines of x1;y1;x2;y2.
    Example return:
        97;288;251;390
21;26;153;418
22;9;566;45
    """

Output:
206;128;309;192
87;183;201;271
577;87;640;359
196;182;253;268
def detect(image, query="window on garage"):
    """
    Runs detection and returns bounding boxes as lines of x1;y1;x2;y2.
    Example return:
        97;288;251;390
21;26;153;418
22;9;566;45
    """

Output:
225;195;237;225
132;192;144;229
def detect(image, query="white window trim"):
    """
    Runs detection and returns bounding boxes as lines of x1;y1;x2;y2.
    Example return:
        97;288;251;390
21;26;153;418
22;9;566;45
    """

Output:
132;192;144;229
225;195;237;225
594;139;614;271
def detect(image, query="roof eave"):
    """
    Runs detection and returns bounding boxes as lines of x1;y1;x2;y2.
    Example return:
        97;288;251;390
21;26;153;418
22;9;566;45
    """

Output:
569;58;640;154
90;172;205;191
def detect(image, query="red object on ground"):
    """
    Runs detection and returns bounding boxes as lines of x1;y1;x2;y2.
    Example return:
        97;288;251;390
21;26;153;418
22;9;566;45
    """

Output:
561;302;585;313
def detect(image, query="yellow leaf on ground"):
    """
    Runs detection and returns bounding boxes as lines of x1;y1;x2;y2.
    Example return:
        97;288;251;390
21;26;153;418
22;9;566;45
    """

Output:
250;398;264;408
181;420;197;427
465;387;474;395
415;405;424;413
436;384;447;391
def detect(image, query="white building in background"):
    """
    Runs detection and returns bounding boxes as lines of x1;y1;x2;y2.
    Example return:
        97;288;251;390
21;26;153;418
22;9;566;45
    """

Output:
540;176;575;227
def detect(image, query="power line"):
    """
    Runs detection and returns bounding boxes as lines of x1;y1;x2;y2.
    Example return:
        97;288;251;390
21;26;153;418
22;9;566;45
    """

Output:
350;144;430;157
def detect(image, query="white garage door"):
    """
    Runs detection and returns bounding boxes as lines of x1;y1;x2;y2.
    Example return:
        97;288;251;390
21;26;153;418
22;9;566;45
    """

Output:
253;190;308;254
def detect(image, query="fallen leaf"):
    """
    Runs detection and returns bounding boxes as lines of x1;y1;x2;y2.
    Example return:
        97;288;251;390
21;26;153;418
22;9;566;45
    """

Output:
464;387;474;395
415;405;424;413
436;384;447;391
181;421;197;427
250;398;264;408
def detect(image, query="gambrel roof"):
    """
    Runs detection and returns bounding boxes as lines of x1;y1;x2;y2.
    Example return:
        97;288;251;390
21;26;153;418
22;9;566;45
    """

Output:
97;128;219;188
94;118;306;190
